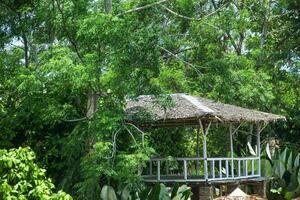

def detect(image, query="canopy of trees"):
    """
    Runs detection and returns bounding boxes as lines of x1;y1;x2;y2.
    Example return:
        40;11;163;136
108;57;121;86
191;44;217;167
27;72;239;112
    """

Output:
0;0;299;199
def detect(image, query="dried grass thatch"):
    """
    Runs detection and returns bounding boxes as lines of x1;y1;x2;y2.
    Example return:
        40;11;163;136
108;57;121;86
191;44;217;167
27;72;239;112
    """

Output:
125;94;285;127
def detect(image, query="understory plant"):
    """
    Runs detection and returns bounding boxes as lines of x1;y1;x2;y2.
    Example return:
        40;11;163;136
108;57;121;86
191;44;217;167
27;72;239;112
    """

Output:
100;183;192;200
245;141;300;199
262;147;300;200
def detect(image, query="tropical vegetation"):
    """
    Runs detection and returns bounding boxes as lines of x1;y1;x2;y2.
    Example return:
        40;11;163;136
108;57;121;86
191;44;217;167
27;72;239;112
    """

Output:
0;0;299;199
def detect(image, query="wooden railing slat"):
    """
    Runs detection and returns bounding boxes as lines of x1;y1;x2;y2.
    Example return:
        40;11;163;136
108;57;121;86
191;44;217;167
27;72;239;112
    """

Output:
238;160;241;177
212;160;215;179
226;160;229;178
219;160;222;179
157;160;160;181
145;156;260;182
149;161;152;175
184;160;187;180
252;159;254;176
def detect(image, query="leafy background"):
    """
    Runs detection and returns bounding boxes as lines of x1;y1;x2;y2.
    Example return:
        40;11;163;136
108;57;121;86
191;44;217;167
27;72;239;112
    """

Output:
0;0;299;199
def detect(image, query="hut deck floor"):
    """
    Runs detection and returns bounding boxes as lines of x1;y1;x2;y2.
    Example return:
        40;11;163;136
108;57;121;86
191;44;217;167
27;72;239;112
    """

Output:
144;175;267;185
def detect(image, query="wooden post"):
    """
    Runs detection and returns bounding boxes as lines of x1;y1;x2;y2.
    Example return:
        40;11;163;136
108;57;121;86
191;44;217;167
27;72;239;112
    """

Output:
219;160;222;179
149;161;152;175
212;160;215;179
245;160;248;177
257;122;261;176
196;127;200;175
157;160;161;181
238;160;241;177
252;159;255;176
184;160;187;180
200;120;211;181
229;123;234;178
166;161;169;175
203;133;208;180
226;160;229;178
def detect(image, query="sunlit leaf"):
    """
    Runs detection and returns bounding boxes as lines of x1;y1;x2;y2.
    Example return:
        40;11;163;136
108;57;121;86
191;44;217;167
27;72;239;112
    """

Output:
101;185;118;200
266;143;272;160
247;142;257;156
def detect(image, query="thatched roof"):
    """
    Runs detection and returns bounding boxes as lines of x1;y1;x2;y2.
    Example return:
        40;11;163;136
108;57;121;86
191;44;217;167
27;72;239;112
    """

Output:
125;94;285;127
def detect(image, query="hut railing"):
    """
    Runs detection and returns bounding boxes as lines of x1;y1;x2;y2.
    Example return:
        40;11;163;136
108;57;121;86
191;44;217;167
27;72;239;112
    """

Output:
143;156;260;182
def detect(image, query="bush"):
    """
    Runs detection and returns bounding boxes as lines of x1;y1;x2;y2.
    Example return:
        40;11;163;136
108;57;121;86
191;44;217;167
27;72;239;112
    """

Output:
0;147;72;200
263;147;300;200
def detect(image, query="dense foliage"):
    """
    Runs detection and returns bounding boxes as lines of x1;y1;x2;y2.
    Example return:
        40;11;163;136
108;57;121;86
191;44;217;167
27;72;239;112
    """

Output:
263;147;300;200
0;147;71;199
99;183;192;200
0;0;299;199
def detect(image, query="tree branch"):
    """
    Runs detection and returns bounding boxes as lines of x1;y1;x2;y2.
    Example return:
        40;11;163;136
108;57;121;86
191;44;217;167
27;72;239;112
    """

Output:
158;45;203;75
63;116;88;122
125;122;146;146
54;0;84;63
210;0;239;54
116;0;170;17
160;5;221;30
162;46;197;59
161;2;227;21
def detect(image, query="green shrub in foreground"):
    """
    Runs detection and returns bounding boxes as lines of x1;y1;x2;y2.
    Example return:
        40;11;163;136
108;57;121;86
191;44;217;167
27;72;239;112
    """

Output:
0;147;72;200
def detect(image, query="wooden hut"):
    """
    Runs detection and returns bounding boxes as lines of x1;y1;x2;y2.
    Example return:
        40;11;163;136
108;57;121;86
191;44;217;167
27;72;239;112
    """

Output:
126;93;285;199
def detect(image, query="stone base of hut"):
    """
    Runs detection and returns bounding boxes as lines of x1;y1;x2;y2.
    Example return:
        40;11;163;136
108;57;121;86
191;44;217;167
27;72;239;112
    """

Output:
190;178;267;200
191;184;214;200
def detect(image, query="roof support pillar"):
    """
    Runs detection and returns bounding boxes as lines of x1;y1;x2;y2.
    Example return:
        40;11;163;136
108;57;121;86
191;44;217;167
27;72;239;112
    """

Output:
196;127;200;175
229;123;234;178
199;120;211;181
256;122;261;177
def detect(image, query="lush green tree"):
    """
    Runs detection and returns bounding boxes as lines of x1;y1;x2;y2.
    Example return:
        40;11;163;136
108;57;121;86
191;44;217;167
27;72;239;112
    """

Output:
0;0;299;199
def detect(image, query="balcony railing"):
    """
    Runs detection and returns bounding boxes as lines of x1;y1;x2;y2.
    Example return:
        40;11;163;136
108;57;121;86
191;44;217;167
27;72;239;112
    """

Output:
142;156;260;182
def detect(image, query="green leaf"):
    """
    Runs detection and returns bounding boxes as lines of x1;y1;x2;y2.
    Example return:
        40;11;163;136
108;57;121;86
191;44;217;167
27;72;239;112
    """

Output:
294;154;300;169
247;142;256;156
121;185;131;200
6;159;12;168
139;187;151;200
298;169;300;188
273;160;286;179
148;183;161;200
266;143;272;160
287;151;293;172
284;191;295;200
176;185;192;200
261;159;272;177
271;188;282;194
101;185;118;200
159;183;169;200
280;148;288;163
171;183;179;199
286;171;298;192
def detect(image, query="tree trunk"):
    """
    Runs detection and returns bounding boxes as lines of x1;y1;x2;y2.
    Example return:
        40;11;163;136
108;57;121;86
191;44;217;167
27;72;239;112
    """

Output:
23;34;29;68
86;91;98;118
259;0;271;66
86;0;112;118
104;0;112;13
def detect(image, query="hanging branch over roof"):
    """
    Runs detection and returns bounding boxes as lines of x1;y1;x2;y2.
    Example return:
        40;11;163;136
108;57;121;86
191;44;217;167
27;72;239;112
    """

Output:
160;2;227;21
158;46;203;75
159;3;228;30
116;0;170;16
